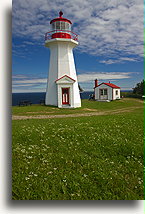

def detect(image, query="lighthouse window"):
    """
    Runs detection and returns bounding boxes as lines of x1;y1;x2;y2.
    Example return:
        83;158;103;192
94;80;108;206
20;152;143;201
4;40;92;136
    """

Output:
116;90;118;95
55;21;61;30
51;22;55;30
61;22;65;30
65;22;70;30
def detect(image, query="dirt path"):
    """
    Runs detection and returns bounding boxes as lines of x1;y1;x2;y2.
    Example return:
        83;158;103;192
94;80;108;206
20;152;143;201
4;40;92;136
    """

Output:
12;106;143;120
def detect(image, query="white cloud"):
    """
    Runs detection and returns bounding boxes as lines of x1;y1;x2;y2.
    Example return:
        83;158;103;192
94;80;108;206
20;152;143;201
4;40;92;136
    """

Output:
13;84;35;87
78;72;131;83
12;75;28;79
12;72;131;86
12;71;137;92
12;75;47;92
13;78;47;84
12;88;46;93
12;0;144;61
23;41;35;45
100;57;139;64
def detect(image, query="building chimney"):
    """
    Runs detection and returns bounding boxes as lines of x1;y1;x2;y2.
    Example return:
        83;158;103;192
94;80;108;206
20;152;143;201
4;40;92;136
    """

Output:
95;79;98;87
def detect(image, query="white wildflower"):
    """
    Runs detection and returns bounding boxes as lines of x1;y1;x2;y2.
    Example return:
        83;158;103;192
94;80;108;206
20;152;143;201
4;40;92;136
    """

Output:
25;177;30;180
53;168;57;170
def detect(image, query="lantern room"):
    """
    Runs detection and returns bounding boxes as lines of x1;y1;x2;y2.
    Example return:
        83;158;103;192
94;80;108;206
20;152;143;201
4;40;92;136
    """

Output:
45;11;78;41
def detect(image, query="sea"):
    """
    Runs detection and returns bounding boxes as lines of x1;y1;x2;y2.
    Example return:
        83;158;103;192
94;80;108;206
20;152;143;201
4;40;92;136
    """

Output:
12;90;132;106
12;91;94;106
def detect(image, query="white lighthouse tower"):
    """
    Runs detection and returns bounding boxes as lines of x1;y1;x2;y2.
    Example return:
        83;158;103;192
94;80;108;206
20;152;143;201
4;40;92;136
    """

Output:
45;11;81;108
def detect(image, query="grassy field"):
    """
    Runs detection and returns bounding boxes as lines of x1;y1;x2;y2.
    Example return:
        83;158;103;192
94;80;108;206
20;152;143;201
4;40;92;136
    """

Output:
12;98;144;200
12;98;142;116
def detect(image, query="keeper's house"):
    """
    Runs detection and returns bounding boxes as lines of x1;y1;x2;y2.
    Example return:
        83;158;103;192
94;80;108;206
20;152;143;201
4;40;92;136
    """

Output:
94;79;120;101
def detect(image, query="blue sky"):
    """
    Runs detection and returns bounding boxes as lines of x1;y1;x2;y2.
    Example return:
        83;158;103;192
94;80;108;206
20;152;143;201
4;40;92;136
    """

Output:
12;0;144;93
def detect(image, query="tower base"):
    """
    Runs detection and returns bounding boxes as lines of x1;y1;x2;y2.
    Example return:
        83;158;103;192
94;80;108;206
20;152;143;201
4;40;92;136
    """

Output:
45;38;81;108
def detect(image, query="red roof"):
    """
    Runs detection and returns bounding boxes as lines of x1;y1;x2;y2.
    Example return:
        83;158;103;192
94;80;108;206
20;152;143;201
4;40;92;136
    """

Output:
95;82;120;89
50;17;72;24
50;11;72;24
55;75;75;82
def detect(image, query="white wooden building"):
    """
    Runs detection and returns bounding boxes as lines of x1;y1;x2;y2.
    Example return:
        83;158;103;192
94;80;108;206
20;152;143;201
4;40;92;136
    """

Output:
94;79;120;101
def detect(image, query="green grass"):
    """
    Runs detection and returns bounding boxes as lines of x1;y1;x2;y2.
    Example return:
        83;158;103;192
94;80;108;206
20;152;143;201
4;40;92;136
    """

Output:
12;99;143;200
12;98;143;116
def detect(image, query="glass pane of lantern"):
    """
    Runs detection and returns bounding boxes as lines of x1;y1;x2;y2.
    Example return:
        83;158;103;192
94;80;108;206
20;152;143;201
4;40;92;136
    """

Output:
61;22;65;30
65;22;70;30
69;23;71;31
51;22;55;30
55;21;61;30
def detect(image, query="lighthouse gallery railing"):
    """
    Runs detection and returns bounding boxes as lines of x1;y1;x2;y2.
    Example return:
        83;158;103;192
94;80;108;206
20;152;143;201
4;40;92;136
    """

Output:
45;30;78;41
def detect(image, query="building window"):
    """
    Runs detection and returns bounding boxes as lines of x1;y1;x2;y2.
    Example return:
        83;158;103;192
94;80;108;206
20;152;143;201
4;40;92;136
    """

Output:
100;89;107;95
104;89;107;95
100;89;103;95
116;90;118;95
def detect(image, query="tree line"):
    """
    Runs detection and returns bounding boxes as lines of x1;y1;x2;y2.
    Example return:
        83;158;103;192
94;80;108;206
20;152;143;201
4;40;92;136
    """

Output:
133;80;144;96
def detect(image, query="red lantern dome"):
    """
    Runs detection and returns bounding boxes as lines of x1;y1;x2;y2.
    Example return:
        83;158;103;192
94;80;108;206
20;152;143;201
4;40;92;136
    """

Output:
50;11;72;25
45;11;78;41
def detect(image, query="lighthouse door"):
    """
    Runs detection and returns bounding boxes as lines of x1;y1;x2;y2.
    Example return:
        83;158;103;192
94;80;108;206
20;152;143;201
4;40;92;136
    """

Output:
62;88;69;105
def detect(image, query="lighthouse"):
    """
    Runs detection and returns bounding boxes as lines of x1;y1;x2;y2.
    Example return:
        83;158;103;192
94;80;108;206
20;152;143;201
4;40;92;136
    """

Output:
45;11;81;108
